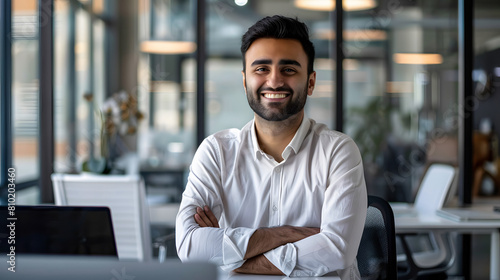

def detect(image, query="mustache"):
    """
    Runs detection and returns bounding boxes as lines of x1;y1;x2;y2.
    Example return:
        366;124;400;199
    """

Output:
257;86;293;94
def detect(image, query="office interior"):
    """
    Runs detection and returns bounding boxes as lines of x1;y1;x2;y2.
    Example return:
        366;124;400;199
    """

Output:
1;0;500;279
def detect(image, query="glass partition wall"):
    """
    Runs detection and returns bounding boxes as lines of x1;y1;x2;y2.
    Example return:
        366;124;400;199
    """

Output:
345;1;460;202
2;0;41;203
137;0;197;171
53;0;111;177
11;0;40;184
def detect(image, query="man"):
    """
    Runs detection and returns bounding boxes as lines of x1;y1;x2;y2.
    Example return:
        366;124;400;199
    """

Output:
175;15;367;278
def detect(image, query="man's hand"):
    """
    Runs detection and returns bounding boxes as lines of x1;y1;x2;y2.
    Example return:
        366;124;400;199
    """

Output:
244;225;320;260
234;255;283;275
194;205;219;228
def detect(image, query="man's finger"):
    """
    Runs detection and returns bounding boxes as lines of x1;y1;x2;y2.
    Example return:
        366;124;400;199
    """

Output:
194;213;207;227
197;206;213;227
204;205;220;227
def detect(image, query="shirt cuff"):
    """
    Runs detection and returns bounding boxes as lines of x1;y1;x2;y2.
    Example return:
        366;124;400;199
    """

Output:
263;243;297;276
221;227;257;270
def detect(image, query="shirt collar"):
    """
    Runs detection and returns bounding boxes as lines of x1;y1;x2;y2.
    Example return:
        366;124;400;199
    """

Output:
283;116;311;158
250;119;263;160
251;116;311;161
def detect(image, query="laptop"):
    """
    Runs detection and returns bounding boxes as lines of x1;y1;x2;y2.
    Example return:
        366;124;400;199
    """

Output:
0;205;117;256
436;207;500;222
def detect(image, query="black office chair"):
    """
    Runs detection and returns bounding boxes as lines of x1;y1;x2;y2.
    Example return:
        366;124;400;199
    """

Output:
357;195;397;280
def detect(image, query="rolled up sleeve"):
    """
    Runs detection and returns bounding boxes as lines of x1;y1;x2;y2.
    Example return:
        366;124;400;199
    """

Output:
175;204;256;270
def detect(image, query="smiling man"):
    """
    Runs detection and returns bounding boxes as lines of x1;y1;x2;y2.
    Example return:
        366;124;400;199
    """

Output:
175;15;367;279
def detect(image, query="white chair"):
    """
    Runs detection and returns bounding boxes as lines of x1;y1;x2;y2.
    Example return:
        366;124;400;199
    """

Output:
394;163;458;279
51;173;152;261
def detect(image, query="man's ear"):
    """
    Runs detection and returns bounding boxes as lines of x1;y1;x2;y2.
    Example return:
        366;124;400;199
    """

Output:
307;71;316;96
242;71;247;94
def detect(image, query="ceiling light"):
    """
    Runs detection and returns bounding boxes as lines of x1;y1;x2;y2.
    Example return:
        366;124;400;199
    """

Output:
140;41;197;55
315;29;387;41
294;0;376;11
235;0;248;6
393;53;443;65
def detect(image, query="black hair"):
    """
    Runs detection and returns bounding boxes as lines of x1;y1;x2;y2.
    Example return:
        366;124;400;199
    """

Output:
241;15;315;74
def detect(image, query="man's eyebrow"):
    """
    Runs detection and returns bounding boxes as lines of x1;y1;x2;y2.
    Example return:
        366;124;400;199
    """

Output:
279;59;301;67
250;59;302;67
251;59;272;66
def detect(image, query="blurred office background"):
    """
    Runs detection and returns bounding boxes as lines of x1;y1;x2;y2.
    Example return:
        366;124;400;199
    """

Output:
2;0;500;278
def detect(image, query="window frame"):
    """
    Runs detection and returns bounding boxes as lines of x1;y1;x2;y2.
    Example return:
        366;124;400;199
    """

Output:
0;0;15;203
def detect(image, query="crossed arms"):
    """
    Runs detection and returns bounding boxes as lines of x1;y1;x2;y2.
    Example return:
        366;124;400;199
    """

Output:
194;206;319;275
175;135;368;276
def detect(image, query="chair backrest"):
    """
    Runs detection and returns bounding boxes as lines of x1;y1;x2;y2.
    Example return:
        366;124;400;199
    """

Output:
414;163;457;214
51;173;151;261
0;205;117;257
357;195;397;280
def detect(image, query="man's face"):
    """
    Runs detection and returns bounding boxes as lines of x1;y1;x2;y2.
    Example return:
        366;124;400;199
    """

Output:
242;38;316;122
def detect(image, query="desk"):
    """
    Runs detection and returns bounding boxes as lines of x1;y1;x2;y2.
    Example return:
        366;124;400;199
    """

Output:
395;211;500;280
217;269;340;280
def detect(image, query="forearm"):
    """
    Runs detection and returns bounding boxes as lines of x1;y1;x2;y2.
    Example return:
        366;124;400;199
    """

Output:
244;226;319;259
243;226;290;260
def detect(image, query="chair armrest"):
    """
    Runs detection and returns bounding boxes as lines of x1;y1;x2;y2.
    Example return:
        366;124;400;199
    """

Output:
153;233;175;263
153;233;175;245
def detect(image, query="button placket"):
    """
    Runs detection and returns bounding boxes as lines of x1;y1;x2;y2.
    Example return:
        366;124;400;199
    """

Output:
270;164;282;226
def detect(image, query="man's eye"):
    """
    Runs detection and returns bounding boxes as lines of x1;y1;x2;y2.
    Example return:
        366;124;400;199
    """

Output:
283;68;296;73
255;67;267;72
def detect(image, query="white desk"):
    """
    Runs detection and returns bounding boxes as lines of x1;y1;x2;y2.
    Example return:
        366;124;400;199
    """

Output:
217;270;340;280
395;210;500;280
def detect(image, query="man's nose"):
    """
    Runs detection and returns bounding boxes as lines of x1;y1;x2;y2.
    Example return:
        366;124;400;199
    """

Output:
267;70;284;89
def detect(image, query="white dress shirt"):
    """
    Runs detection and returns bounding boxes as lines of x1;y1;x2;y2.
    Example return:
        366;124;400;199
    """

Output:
176;117;367;278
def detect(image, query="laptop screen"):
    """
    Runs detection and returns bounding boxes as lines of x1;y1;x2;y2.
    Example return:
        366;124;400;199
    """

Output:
0;205;117;257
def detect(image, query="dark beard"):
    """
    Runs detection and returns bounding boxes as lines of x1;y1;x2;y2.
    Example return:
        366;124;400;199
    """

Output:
246;82;309;122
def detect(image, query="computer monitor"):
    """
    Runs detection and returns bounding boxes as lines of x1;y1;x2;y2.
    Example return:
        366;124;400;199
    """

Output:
0;205;117;256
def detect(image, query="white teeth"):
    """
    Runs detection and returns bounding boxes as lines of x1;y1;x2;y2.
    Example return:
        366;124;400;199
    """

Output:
264;93;287;99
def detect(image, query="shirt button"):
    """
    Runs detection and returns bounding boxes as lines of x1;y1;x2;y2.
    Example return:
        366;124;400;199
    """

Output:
275;167;281;173
273;205;278;211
